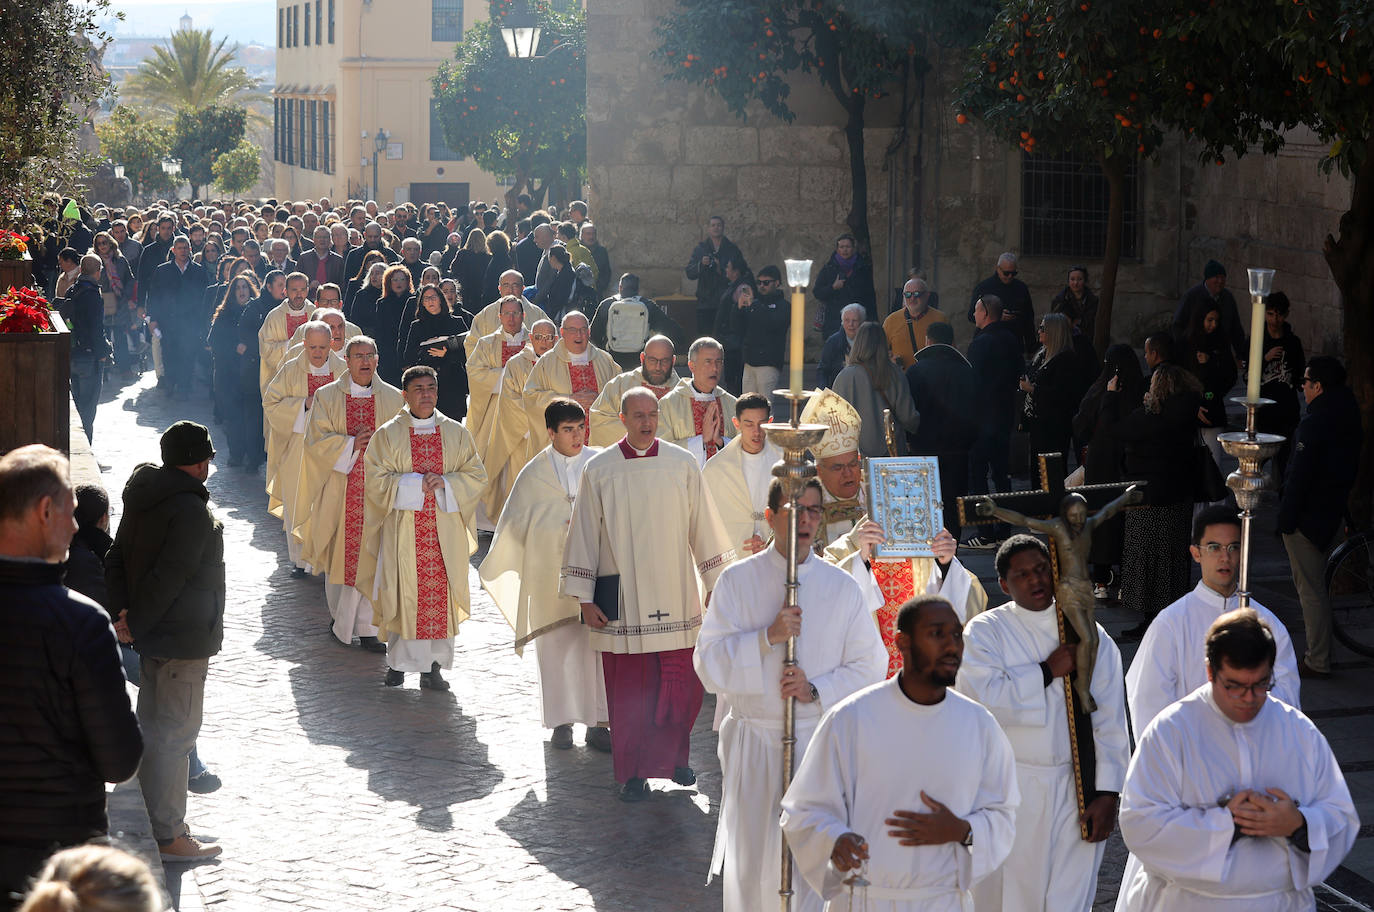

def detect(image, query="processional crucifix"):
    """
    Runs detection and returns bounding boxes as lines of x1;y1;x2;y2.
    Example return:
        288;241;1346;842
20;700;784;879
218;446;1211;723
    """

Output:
958;453;1142;838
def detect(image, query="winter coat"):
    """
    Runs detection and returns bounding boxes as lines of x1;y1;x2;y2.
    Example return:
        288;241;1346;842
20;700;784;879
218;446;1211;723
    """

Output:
1279;385;1363;550
403;309;471;419
905;344;978;456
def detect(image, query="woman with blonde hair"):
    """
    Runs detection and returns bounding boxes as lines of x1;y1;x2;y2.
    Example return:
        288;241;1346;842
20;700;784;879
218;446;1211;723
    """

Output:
1019;311;1078;485
832;322;920;456
17;846;159;912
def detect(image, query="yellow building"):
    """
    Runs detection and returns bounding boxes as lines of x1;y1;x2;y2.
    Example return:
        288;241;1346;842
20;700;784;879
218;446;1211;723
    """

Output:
272;0;506;206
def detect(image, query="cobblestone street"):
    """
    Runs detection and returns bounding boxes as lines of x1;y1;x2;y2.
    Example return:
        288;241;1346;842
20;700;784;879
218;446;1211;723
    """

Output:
88;369;1372;911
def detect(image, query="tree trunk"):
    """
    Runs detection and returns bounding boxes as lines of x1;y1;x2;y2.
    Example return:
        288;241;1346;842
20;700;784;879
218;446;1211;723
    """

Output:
842;95;869;251
1324;138;1374;529
1094;153;1126;355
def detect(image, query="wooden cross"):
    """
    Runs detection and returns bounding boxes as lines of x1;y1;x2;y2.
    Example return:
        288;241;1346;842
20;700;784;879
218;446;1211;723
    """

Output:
957;452;1143;840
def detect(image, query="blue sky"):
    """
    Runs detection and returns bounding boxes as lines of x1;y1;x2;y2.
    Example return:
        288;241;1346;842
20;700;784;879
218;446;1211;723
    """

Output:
107;0;276;45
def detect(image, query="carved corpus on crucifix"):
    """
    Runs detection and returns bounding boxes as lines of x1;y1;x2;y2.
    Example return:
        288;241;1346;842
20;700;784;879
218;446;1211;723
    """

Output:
958;453;1143;837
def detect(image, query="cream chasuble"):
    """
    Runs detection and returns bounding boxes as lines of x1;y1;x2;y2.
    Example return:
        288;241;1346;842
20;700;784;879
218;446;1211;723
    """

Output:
1117;686;1357;912
701;435;782;556
480;444;599;653
1126;582;1301;742
462;297;549;358
559;438;735;655
659;382;738;466
957;600;1131;912
780;679;1020;910
587;369;682;447
521;340;619;440
293;374;405;585
466;328;526;467
480;342;541;519
360;407;487;642
288;317;362;349
695;547;886;912
258;301;319;391
263;349;346;525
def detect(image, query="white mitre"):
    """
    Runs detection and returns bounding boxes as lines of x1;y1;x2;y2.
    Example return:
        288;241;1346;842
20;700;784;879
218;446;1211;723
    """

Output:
800;388;861;459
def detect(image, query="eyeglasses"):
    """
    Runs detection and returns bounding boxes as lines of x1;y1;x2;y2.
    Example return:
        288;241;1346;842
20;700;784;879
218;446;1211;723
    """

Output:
999;269;1018;277
531;333;556;341
822;459;861;473
903;291;927;299
758;278;778;286
1216;675;1274;698
348;352;379;361
1201;542;1242;555
791;505;825;519
643;355;674;367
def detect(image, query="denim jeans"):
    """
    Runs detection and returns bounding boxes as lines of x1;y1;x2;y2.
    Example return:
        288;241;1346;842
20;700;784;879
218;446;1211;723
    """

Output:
70;355;102;443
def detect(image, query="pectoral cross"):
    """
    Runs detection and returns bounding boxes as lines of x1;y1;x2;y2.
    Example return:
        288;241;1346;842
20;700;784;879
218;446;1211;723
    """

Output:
957;452;1143;840
648;610;669;622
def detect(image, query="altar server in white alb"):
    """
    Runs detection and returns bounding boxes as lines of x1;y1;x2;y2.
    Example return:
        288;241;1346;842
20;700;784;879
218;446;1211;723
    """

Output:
956;535;1130;912
695;477;886;912
700;392;781;558
479;397;611;753
781;595;1019;911
1125;504;1300;741
1118;609;1358;912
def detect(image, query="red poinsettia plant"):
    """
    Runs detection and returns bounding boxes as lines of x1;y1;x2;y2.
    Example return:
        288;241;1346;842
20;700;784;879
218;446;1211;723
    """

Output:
0;230;29;261
0;285;54;333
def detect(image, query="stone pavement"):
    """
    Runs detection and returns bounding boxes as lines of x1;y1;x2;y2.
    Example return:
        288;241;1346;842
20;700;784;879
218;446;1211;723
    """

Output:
88;369;1373;911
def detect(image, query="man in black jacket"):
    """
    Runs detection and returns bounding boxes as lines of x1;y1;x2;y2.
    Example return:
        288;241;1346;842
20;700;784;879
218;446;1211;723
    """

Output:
106;421;225;865
1279;356;1363;679
341;221;398;284
135;212;176;307
906;323;978;540
1171;259;1244;363
968;252;1036;355
965;294;1025;548
733;264;790;398
812;233;876;338
685;215;746;332
0;445;142;907
60;255;113;443
145;236;207;401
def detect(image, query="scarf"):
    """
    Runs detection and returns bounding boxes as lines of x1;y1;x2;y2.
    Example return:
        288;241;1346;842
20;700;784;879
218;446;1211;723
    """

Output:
101;253;123;297
832;251;858;272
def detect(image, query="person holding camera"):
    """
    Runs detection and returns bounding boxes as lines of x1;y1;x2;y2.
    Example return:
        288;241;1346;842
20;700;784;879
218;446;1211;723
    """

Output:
684;215;746;333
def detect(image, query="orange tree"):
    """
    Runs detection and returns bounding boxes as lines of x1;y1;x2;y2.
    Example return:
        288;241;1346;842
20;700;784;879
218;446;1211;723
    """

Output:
959;0;1374;521
651;0;992;252
431;0;585;211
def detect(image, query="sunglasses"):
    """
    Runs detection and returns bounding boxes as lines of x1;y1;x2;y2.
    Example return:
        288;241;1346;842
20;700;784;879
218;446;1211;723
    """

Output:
903;291;927;299
1000;269;1018;277
758;278;778;286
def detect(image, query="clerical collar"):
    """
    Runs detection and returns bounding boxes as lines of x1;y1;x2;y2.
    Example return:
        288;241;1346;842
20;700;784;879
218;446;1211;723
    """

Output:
568;347;591;364
502;329;527;344
1193;580;1239;607
308;361;332;375
349;380;373;396
618;438;658;458
411;413;437;429
690;383;716;400
767;540;810;567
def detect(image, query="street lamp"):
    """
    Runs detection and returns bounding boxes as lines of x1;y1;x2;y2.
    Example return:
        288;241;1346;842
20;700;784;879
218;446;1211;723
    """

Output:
372;128;388;202
112;164;125;180
160;158;181;199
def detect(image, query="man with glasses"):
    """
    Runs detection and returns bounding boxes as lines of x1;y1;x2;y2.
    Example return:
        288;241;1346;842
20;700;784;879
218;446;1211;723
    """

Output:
1279;355;1363;679
812;233;876;339
1117;609;1357;911
727;264;790;398
1125;505;1300;743
587;335;683;446
883;275;947;369
481;319;559;518
968;252;1036;354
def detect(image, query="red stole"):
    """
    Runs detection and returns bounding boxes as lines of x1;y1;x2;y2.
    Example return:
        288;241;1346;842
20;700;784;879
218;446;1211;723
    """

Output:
690;397;723;459
306;372;333;397
500;342;522;365
872;558;917;678
342;394;376;586
569;362;599;442
286;310;310;337
409;429;450;639
648;384;670;399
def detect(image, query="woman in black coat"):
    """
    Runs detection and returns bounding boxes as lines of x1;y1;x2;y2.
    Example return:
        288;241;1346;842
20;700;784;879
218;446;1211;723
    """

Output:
1111;363;1204;634
481;230;514;309
1185;302;1239;438
375;263;413;385
452;228;492;312
343;249;388;315
348;261;387;339
1049;265;1100;343
1072;343;1145;592
1019;313;1079;486
207;274;258;466
403;284;471;420
1257;290;1306;486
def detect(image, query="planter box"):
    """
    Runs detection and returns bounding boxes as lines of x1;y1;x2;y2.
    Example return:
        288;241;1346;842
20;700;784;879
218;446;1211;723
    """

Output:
0;255;34;294
0;313;70;455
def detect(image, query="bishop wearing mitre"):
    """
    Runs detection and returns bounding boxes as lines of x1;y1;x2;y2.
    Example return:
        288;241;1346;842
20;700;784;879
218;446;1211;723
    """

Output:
360;366;488;690
480;319;557;519
479;397;611;753
462;269;549;359
559;387;735;801
659;337;737;466
588;335;682;446
258;272;317;392
293;335;404;651
802;389;986;676
262;320;346;575
521;311;618;445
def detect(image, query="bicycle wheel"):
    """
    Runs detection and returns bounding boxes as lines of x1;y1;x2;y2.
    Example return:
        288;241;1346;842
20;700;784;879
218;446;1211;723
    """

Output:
1325;531;1374;658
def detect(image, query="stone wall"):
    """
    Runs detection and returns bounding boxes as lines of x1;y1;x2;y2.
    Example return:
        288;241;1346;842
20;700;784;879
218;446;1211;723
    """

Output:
588;5;1350;359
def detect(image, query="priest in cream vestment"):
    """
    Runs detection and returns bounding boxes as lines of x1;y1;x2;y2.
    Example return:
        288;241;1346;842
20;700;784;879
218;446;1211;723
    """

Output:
285;307;360;359
659;336;737;465
481;319;557;519
462;269;548;358
294;335;404;650
262;322;346;571
466;296;529;475
361;366;488;690
802;388;986;677
587;335;682;446
521;312;618;446
479;397;611;752
258;272;318;392
559;388;735;801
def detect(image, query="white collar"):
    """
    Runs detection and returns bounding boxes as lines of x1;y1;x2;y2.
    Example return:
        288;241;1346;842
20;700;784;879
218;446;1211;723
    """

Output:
627;442;652;456
690;383;717;401
568;347;591;365
411;413;437;429
307;360;332;375
502;328;527;344
348;380;373;396
287;302;310;315
1192;580;1239;609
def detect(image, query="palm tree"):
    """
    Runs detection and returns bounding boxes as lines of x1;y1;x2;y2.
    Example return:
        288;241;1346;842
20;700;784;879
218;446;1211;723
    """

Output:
122;28;262;114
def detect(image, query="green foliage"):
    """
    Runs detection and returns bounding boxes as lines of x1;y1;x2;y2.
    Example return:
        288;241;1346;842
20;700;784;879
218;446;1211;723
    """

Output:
95;106;176;198
172;104;248;198
0;0;116;223
122;28;261;115
212;139;261;196
431;0;586;201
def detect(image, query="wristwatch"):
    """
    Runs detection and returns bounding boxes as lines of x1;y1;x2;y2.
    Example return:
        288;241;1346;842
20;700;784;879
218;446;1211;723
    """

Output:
808;683;820;705
961;825;974;847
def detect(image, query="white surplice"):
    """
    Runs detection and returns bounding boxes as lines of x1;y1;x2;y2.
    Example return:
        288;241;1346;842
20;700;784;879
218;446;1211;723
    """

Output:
1126;582;1301;742
1117;684;1358;912
955;600;1131;912
780;678;1019;911
695;547;887;912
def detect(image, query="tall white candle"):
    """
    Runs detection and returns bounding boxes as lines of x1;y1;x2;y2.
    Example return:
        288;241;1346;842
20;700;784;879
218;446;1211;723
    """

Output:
789;289;804;395
1246;293;1265;403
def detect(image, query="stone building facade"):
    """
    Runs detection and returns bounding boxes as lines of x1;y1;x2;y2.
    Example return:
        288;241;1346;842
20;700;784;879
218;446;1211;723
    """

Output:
587;0;1348;356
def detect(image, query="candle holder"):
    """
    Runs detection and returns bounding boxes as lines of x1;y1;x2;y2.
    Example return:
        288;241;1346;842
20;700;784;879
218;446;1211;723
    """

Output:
1217;397;1286;610
764;388;827;912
